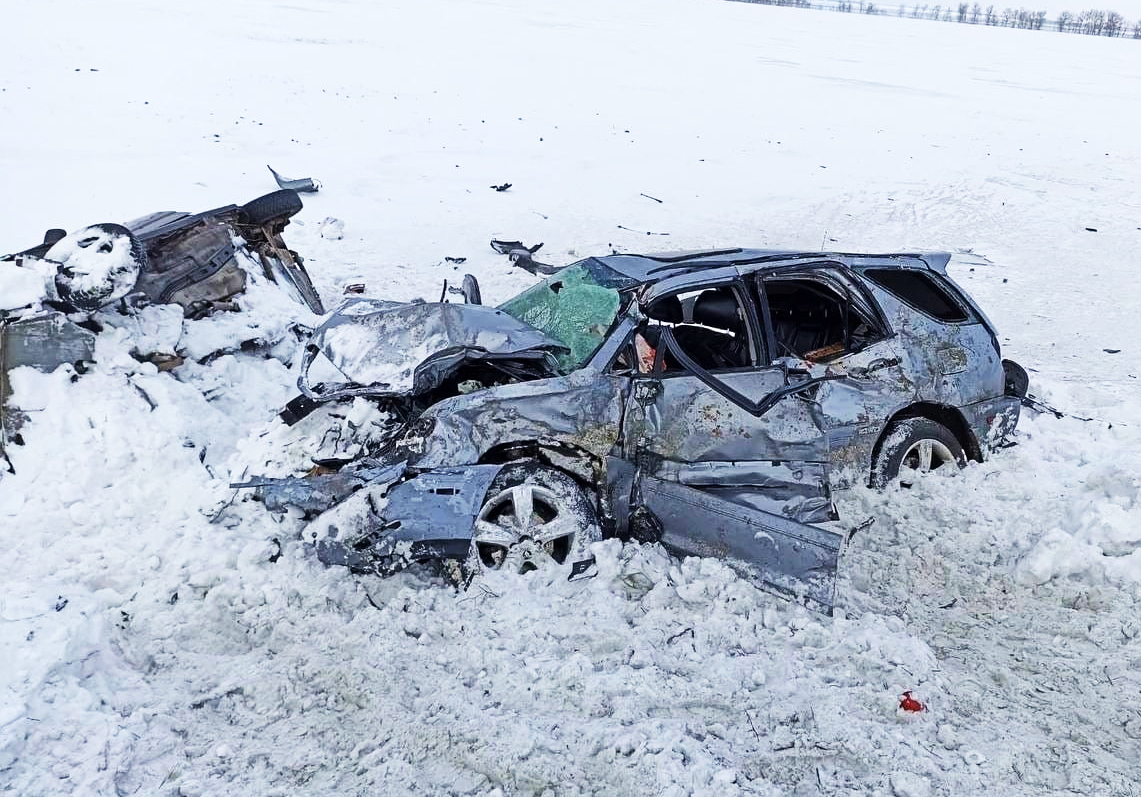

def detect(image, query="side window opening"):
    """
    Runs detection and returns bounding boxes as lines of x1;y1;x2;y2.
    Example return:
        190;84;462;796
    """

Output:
761;275;884;362
635;286;756;374
862;268;971;323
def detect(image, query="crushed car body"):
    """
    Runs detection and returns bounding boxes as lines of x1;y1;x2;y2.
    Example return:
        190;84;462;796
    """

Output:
1;189;322;457
241;248;1026;613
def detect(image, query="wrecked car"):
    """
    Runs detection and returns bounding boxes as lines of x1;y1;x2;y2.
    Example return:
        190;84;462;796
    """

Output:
1;189;322;460
242;248;1026;611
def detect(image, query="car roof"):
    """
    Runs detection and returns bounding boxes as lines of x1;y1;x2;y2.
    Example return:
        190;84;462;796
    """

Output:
593;248;951;284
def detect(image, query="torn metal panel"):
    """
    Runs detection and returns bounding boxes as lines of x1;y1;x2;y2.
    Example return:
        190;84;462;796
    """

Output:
623;370;831;464
0;312;96;372
1;313;96;444
960;393;1022;455
267;164;321;193
410;370;629;469
640;476;842;612
298;298;567;402
378;465;503;545
661;460;836;524
314;464;504;571
233;460;407;516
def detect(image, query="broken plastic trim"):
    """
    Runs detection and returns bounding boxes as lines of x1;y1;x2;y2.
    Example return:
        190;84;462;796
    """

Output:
568;557;596;581
489;239;562;276
268;165;320;193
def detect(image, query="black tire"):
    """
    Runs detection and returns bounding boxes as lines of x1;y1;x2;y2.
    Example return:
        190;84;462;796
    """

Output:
47;223;148;312
871;417;965;488
238;189;303;227
467;463;600;577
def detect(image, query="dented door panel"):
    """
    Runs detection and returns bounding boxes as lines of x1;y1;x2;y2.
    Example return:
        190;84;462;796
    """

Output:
640;476;841;611
619;360;841;601
623;369;830;463
663;459;835;523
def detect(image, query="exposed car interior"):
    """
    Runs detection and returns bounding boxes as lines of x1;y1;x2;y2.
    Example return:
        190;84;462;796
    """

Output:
632;287;753;373
762;276;883;362
612;273;886;375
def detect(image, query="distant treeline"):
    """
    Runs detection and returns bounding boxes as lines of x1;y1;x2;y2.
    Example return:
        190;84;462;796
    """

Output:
729;0;1141;36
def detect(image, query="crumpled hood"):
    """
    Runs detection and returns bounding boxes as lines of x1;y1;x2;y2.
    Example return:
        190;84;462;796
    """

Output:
298;297;568;401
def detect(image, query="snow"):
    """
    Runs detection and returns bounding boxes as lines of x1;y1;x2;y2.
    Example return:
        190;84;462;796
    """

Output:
0;264;46;311
3;0;1141;794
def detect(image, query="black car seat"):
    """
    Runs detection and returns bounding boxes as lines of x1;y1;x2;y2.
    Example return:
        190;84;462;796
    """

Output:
672;288;748;369
767;284;833;358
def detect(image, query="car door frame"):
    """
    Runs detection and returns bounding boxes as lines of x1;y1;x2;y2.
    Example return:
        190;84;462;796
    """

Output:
613;268;844;612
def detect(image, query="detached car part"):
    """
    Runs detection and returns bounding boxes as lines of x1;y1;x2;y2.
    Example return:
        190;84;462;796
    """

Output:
1;189;325;458
4;188;323;317
268;164;321;194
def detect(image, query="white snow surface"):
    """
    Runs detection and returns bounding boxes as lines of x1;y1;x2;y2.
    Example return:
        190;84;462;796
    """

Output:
3;0;1141;794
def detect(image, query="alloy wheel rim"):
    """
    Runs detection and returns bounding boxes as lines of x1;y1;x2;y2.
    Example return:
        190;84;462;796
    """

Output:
900;438;957;476
473;483;578;573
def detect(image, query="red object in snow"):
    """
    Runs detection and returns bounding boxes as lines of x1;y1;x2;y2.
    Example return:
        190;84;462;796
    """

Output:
899;691;925;712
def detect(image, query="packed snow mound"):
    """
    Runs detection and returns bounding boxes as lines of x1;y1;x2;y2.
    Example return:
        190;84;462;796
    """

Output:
0;263;47;311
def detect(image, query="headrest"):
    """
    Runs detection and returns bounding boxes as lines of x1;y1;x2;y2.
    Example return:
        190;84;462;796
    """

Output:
693;289;740;331
645;295;683;323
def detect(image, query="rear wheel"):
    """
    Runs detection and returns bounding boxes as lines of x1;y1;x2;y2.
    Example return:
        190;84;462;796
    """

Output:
468;464;599;577
872;418;965;488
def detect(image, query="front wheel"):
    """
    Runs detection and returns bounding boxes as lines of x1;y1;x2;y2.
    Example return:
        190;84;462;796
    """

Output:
871;418;965;488
468;464;599;577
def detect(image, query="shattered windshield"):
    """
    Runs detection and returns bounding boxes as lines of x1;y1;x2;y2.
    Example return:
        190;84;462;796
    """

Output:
498;260;629;372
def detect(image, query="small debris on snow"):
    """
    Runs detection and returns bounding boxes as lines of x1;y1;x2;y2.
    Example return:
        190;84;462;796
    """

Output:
616;225;669;236
267;164;320;193
319;217;345;239
899;691;925;712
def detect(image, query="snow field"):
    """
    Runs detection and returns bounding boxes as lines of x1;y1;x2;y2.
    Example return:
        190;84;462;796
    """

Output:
3;0;1141;794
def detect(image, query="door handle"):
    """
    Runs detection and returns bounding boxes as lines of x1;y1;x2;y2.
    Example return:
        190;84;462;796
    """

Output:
633;379;661;405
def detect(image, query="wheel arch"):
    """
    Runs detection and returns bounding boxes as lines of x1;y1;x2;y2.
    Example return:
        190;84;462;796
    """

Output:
871;402;981;467
477;439;603;489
